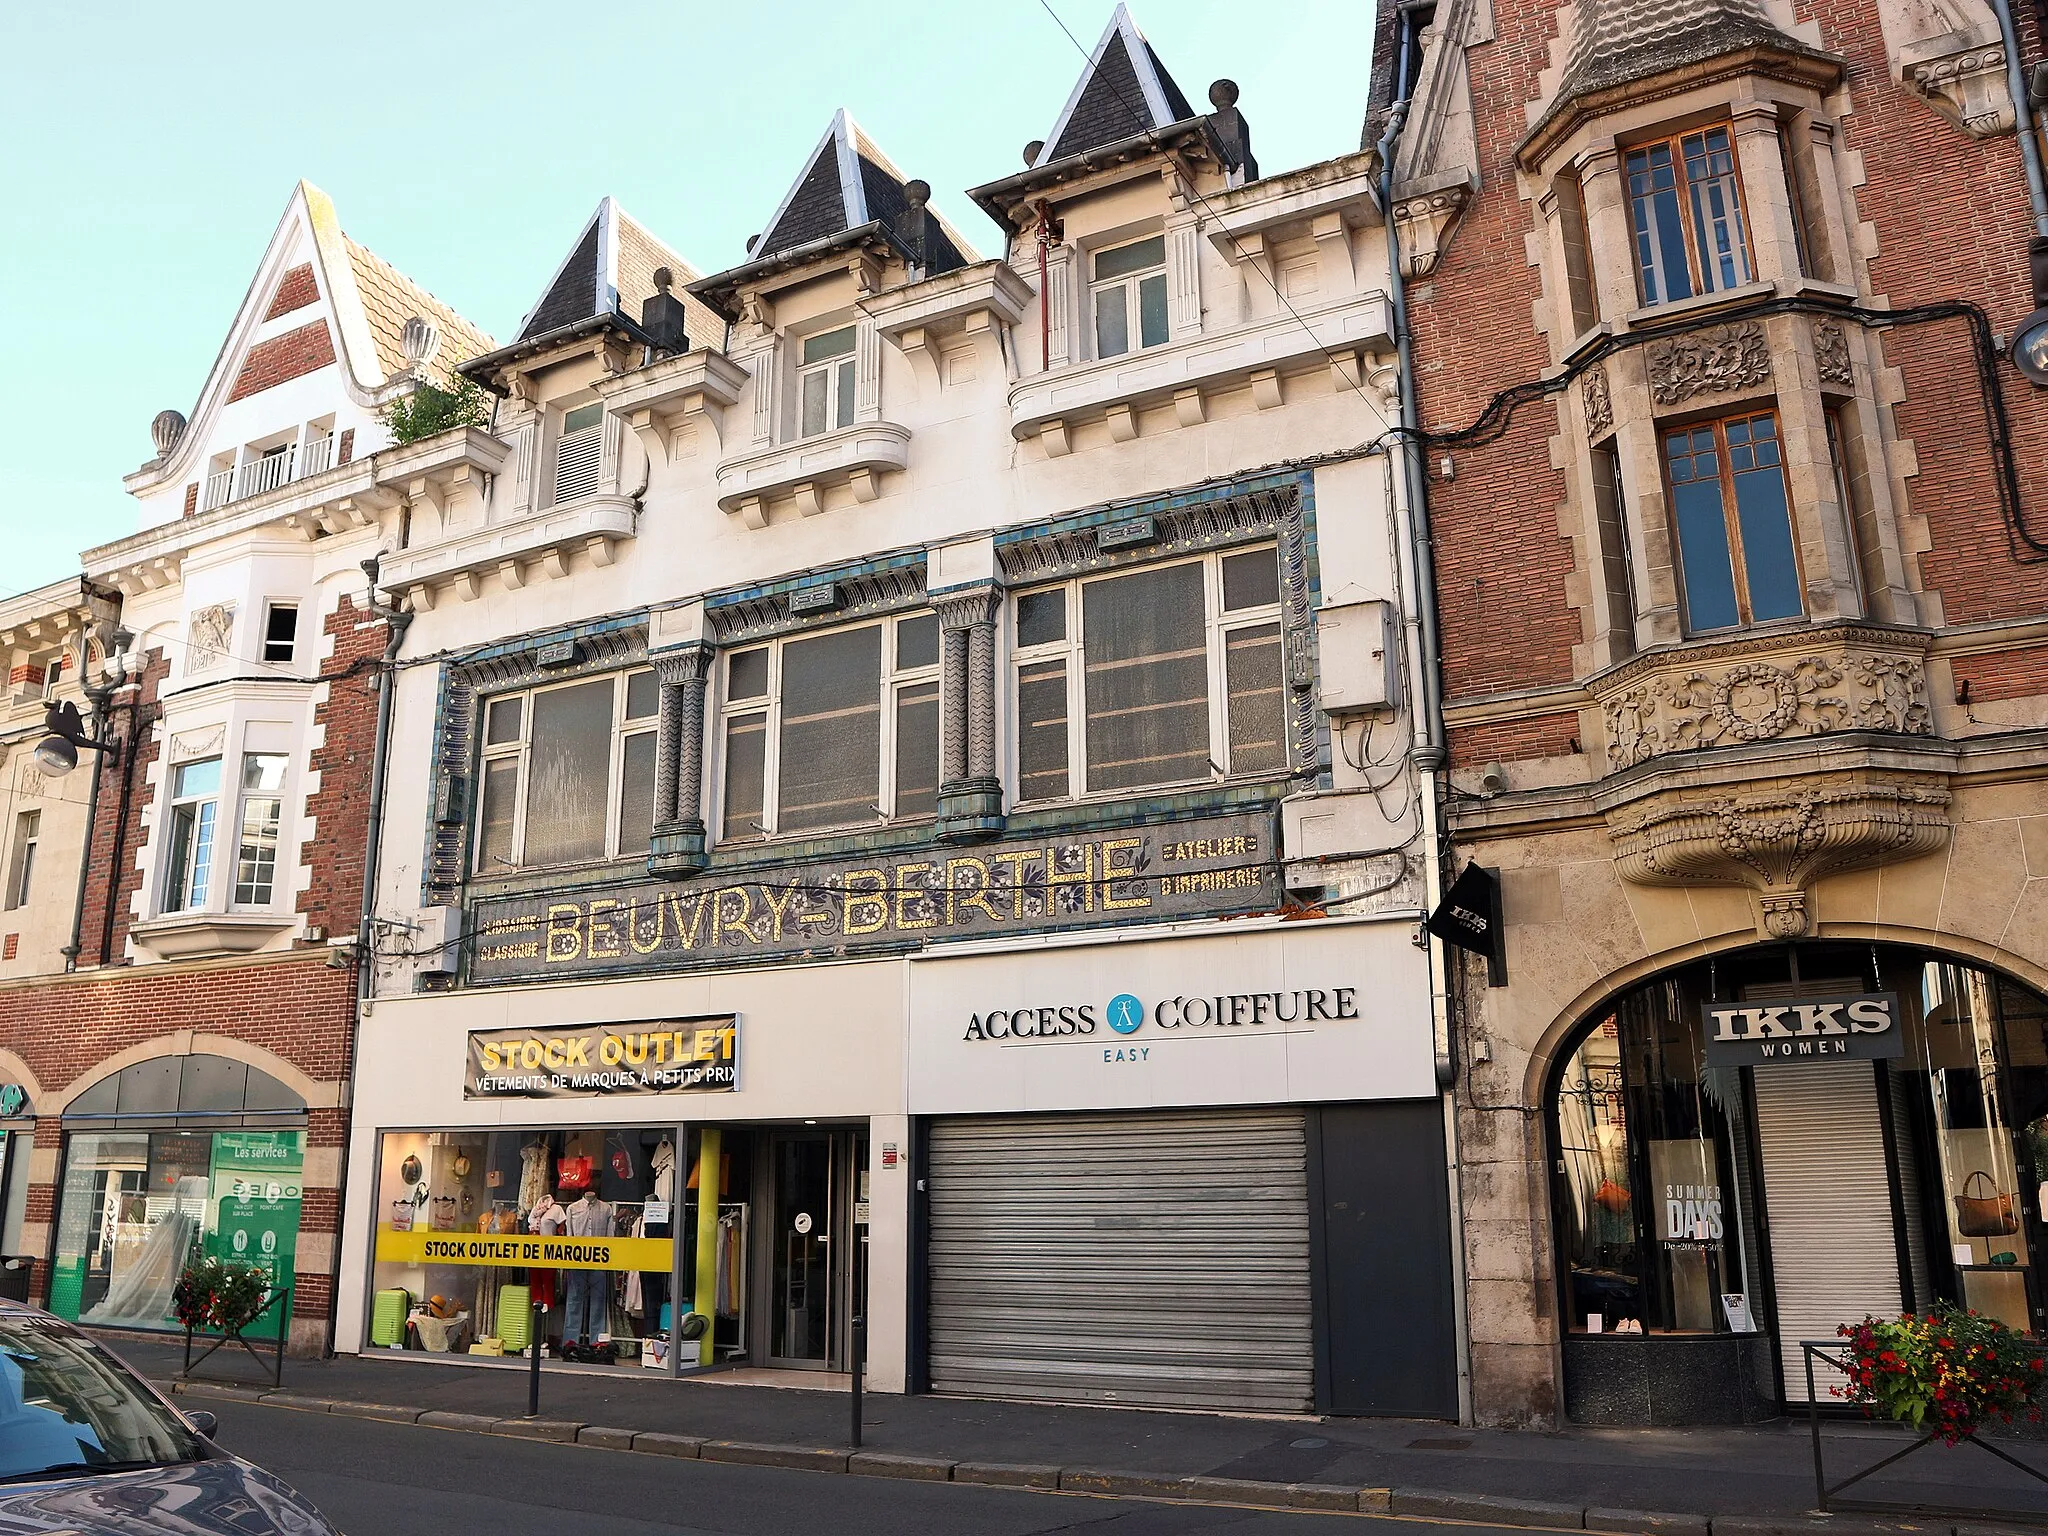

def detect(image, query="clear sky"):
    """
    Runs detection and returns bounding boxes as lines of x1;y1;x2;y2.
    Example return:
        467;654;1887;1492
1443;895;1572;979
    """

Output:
0;1;1377;594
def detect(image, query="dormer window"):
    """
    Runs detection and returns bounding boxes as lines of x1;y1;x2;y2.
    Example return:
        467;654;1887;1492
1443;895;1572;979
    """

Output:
1626;126;1751;306
798;326;857;437
554;403;604;503
1091;236;1169;359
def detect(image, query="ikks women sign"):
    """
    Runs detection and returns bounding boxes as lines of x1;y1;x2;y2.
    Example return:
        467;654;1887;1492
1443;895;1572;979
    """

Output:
1700;992;1903;1068
464;1016;739;1099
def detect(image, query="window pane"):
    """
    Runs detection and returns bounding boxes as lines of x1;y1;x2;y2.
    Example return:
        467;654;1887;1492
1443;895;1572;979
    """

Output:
477;758;519;870
563;403;603;433
1094;284;1130;359
1016;589;1066;647
800;368;829;437
1017;659;1070;802
618;732;657;856
233;796;283;905
241;752;286;792
624;669;659;720
173;758;222;800
1727;416;1803;622
802;326;856;364
522;679;612;865
1082;562;1211;792
484;696;523;746
1683;129;1751;293
835;359;855;429
1221;547;1281;610
172;802;217;913
1225;622;1288;775
1627;144;1692;305
728;648;770;701
1665;427;1741;632
1093;236;1165;280
777;626;882;832
896;613;940;671
894;680;941;819
263;604;297;663
1138;272;1168;349
722;713;767;840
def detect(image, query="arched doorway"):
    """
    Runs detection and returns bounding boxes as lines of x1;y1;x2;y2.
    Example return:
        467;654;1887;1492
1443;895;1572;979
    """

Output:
47;1053;307;1338
1547;940;2048;1425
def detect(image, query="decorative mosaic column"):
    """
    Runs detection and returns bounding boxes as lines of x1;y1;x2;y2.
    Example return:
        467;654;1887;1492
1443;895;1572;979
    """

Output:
934;586;1004;844
647;642;712;878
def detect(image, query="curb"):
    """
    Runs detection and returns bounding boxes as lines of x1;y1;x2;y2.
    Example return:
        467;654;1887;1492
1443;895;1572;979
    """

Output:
162;1380;2006;1532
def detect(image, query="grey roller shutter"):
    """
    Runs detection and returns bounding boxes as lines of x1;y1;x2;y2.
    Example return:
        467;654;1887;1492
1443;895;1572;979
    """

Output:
927;1108;1312;1412
1752;1061;1902;1402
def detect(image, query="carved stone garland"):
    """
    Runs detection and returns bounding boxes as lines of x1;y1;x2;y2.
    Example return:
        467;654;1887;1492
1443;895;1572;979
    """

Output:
1645;322;1771;406
1581;364;1613;440
1814;319;1854;387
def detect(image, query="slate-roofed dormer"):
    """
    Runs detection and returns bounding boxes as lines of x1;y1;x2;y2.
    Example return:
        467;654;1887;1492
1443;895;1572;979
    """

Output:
1034;3;1198;167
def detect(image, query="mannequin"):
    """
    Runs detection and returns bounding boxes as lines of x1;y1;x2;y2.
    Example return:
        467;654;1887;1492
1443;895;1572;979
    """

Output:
528;1191;568;1323
562;1188;615;1345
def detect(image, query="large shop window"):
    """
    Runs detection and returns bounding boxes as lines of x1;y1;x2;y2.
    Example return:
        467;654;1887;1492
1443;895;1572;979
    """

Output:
47;1054;307;1340
475;669;657;871
1664;411;1803;634
1551;946;2048;1357
717;612;940;841
1626;125;1752;306
369;1128;747;1365
1012;545;1286;802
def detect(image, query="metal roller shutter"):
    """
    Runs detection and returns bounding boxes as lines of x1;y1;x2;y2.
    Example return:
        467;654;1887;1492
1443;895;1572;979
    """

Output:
927;1108;1313;1412
1752;1062;1902;1402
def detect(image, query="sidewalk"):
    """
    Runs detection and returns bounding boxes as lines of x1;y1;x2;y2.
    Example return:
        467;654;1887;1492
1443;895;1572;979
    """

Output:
109;1335;2048;1532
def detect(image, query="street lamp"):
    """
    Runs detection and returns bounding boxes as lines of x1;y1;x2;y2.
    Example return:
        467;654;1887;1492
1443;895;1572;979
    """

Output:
34;700;115;777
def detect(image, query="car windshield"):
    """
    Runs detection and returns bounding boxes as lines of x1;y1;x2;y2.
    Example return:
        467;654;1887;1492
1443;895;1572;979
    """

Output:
0;1309;204;1482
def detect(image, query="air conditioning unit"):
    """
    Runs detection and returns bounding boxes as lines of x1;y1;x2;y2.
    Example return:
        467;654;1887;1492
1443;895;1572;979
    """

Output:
1316;599;1402;715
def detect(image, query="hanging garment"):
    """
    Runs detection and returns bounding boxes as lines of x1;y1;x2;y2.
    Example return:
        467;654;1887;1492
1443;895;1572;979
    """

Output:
606;1131;635;1181
84;1210;199;1329
518;1142;550;1213
650;1140;675;1204
623;1214;646;1317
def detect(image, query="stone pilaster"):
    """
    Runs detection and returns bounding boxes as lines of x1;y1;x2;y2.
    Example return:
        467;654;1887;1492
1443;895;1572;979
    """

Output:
934;585;1004;843
647;642;712;879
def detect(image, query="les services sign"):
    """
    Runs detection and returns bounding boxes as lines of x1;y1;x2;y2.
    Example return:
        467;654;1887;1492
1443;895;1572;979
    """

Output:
1701;992;1904;1069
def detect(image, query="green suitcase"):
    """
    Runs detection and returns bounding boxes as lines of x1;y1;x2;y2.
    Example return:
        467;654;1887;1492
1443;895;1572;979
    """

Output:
497;1285;532;1351
370;1288;410;1348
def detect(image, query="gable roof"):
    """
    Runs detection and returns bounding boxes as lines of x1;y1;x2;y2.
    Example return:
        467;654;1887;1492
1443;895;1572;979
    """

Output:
1034;5;1198;168
751;109;974;271
512;197;723;350
125;181;494;491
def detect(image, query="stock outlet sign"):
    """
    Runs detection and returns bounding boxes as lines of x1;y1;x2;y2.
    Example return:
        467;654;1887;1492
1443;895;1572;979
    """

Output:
1700;992;1904;1069
465;1016;739;1099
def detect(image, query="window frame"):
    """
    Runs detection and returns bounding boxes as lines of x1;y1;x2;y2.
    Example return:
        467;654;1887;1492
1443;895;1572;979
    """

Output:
4;809;38;912
714;611;942;844
552;401;606;505
1624;123;1754;308
1660;408;1806;636
795;325;858;440
261;602;299;666
1088;234;1170;360
1007;544;1288;805
161;756;224;915
230;753;288;909
471;668;658;873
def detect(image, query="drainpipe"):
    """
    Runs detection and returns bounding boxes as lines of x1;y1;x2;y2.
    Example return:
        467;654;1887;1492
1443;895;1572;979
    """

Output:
328;560;412;1354
1378;12;1448;774
1379;3;1474;1426
1992;0;2048;241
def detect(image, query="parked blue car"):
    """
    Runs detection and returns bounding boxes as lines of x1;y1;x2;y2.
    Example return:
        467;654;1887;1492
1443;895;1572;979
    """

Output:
0;1299;337;1535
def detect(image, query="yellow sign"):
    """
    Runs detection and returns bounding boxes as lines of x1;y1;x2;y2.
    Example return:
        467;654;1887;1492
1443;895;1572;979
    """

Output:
376;1226;673;1273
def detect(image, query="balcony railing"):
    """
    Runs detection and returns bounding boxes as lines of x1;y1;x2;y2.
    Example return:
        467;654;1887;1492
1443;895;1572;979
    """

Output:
202;435;336;513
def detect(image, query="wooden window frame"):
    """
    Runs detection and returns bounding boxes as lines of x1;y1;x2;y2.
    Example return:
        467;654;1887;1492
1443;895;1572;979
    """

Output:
1661;407;1805;635
1624;122;1754;307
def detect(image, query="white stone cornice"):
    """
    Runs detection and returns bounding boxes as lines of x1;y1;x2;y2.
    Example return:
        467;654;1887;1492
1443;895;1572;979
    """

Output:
378;494;637;608
715;420;913;527
591;349;749;462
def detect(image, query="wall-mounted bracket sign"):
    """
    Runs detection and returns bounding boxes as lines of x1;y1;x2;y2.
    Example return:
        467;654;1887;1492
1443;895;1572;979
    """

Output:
0;1084;28;1118
1700;992;1903;1069
466;810;1279;985
465;1015;738;1099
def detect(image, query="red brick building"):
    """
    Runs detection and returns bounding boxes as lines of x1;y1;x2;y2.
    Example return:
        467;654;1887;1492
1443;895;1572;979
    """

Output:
0;182;488;1354
1374;0;2048;1425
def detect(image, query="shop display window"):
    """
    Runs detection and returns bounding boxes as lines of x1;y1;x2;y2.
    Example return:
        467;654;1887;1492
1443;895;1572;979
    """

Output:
368;1127;752;1367
47;1129;304;1338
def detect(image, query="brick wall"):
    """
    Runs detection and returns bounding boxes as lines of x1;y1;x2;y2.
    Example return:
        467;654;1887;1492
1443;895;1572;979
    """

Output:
227;320;336;403
264;262;319;321
299;595;388;938
77;650;168;966
1448;711;1581;768
1954;643;2048;701
181;483;197;518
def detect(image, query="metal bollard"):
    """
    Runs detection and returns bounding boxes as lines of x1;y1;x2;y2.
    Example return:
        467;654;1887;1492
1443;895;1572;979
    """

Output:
850;1314;865;1449
527;1300;545;1418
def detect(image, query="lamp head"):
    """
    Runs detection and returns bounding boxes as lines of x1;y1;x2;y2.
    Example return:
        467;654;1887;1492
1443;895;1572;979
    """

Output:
33;735;77;776
2014;307;2048;386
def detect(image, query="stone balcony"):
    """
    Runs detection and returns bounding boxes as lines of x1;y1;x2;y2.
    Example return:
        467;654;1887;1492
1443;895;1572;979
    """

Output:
715;420;913;528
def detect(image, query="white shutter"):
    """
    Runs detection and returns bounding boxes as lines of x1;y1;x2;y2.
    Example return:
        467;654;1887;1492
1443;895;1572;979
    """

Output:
553;424;603;504
927;1108;1312;1412
1752;1061;1902;1401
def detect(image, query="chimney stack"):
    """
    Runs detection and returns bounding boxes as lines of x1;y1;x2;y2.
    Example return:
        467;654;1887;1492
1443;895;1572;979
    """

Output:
640;266;690;354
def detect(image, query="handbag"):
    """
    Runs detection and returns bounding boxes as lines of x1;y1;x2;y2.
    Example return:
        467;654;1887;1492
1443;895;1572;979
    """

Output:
608;1132;635;1182
557;1155;595;1190
1954;1170;2019;1237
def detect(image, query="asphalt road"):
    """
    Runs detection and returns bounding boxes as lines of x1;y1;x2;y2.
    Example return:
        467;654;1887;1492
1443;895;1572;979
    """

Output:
207;1399;1389;1535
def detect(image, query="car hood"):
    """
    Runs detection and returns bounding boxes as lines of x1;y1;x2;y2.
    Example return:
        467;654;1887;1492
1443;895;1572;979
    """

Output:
0;1457;337;1536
